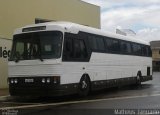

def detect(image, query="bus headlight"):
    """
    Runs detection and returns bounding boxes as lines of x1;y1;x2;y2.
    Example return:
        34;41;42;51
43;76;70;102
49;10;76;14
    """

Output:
14;79;18;84
46;78;50;83
41;77;60;84
11;79;14;84
42;78;46;83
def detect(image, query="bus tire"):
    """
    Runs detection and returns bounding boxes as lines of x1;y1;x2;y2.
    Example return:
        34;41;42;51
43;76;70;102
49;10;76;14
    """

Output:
136;71;142;85
78;75;91;97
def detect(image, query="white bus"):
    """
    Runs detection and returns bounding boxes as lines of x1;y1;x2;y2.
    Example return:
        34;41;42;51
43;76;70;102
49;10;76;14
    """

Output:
8;22;152;96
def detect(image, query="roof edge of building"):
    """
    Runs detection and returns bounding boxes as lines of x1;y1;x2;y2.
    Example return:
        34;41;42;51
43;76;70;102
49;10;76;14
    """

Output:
80;0;100;8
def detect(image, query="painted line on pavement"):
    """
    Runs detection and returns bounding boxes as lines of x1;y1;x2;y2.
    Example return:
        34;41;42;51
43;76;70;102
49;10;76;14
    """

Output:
1;93;160;110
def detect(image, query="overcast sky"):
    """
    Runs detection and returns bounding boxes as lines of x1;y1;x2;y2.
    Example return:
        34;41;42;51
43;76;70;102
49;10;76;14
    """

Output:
82;0;160;42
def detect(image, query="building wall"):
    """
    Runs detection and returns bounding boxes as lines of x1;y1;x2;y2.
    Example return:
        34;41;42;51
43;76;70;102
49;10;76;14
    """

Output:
152;49;160;61
0;38;12;89
150;41;160;71
152;49;160;71
0;0;100;39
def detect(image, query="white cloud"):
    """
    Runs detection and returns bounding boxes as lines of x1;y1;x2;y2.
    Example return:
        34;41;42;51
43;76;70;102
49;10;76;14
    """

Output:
101;5;160;42
102;6;160;28
82;0;160;42
137;28;160;42
101;7;143;29
83;0;160;11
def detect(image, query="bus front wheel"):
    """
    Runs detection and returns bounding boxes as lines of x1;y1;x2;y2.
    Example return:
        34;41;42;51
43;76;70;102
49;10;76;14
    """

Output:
78;75;91;97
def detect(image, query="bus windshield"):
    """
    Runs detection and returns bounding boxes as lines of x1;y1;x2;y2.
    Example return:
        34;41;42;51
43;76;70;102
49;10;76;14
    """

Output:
10;31;63;61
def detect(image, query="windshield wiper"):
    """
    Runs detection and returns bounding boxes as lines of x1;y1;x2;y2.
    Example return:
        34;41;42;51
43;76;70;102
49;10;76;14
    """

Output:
14;51;20;63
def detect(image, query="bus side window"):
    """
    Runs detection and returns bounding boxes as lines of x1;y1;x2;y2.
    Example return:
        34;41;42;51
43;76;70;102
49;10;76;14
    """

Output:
73;39;81;58
63;37;73;60
88;35;105;52
132;43;141;56
106;38;120;53
63;37;88;61
79;40;88;58
141;45;147;56
147;46;152;57
66;38;72;54
120;41;132;54
73;39;88;59
88;36;98;51
96;37;105;51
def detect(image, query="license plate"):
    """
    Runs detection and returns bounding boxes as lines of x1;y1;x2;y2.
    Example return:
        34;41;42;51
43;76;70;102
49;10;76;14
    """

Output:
25;78;34;83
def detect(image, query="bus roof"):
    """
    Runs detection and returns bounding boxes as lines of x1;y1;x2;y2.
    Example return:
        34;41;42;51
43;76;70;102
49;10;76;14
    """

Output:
15;21;149;45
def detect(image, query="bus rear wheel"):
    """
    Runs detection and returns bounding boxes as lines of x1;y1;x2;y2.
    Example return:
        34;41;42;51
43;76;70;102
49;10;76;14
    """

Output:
78;75;91;97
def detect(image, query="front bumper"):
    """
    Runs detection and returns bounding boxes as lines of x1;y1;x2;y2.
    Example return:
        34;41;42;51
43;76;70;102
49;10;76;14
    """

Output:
8;77;78;96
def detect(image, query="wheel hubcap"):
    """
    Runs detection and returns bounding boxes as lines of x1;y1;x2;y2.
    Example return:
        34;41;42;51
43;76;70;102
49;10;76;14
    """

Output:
82;80;87;89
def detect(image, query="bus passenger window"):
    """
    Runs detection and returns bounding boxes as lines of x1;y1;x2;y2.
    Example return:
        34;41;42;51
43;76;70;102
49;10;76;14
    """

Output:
120;41;131;54
73;39;81;58
96;37;105;51
106;38;120;53
63;37;88;61
63;38;73;59
147;46;152;57
141;45;147;56
73;39;87;59
88;36;98;50
79;40;88;58
132;43;142;56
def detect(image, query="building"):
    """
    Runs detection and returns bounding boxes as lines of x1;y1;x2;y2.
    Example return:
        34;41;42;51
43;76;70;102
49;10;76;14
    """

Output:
0;0;100;89
0;0;100;39
150;41;160;71
0;37;12;88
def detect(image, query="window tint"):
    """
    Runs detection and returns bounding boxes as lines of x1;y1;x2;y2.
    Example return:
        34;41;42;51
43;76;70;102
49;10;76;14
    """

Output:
132;43;142;55
97;37;105;51
73;39;87;59
79;40;88;58
141;45;147;56
105;38;120;53
88;36;98;50
88;35;105;51
63;37;88;61
120;41;131;54
67;32;152;58
147;46;152;57
64;37;73;59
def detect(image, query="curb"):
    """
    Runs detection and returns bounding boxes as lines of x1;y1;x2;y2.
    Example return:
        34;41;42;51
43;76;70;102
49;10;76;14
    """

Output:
0;95;10;101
